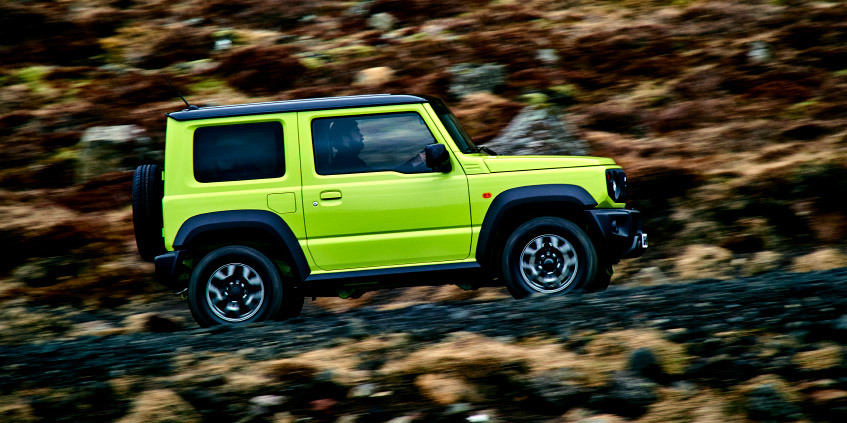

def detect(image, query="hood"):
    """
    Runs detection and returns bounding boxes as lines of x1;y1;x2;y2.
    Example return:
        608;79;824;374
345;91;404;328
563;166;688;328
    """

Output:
483;156;617;173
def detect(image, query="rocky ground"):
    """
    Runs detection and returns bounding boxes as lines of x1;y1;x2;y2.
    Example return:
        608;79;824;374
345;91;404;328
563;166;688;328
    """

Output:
2;268;847;422
2;0;847;285
3;1;847;421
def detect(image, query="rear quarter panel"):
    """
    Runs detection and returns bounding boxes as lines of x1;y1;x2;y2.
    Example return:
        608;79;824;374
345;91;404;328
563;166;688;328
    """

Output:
161;113;303;251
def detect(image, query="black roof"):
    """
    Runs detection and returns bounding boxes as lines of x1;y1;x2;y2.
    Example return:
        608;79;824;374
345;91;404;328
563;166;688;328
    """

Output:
166;94;429;121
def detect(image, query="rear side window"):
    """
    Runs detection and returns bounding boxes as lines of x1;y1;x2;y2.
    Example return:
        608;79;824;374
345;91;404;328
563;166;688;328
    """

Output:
193;121;284;183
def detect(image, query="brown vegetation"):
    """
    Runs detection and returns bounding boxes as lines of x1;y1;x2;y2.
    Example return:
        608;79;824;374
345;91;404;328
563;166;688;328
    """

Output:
0;0;845;349
215;45;308;95
2;0;847;311
3;2;847;421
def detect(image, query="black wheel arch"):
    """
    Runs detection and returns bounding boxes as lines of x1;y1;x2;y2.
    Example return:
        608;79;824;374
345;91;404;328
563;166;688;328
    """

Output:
173;210;311;282
476;184;599;268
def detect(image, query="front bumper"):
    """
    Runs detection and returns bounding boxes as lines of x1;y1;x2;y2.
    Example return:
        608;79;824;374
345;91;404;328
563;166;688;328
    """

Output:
585;208;648;259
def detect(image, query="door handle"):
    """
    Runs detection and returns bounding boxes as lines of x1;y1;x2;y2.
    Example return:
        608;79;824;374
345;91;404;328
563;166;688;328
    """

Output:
320;190;342;200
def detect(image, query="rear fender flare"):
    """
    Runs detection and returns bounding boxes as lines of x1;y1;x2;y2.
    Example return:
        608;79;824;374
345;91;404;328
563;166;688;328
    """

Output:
173;210;310;281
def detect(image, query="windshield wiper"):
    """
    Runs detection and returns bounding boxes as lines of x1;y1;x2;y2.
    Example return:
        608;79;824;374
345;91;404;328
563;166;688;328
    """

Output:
465;146;498;156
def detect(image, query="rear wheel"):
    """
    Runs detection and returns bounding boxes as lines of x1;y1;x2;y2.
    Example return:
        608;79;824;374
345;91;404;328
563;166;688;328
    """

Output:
274;282;304;320
187;246;285;327
501;217;598;299
132;164;165;262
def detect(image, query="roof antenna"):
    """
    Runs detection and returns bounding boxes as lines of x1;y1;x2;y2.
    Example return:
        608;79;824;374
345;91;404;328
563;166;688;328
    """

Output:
160;73;199;111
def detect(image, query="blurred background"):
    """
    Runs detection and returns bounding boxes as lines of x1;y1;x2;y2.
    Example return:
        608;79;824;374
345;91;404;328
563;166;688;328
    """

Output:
1;0;847;422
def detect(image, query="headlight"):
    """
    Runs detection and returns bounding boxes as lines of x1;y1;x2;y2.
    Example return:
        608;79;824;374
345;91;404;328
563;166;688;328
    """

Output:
606;169;627;203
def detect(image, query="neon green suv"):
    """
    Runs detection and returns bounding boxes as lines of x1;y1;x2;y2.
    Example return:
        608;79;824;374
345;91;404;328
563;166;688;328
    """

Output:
132;94;646;326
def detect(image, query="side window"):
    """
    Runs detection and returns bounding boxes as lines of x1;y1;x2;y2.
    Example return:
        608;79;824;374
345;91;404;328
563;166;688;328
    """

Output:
194;121;285;183
313;112;439;175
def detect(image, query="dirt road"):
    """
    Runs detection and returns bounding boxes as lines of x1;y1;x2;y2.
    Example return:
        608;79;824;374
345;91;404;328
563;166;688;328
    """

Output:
2;269;846;422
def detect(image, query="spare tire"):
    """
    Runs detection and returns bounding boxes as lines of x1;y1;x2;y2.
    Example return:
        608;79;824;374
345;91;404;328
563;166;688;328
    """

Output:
132;164;165;262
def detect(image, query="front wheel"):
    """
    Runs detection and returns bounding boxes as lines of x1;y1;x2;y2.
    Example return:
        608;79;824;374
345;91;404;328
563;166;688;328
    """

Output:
187;246;285;327
501;217;598;299
584;261;613;293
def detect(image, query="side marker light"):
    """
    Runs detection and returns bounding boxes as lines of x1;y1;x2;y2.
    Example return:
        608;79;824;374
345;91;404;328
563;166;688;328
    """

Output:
482;193;492;198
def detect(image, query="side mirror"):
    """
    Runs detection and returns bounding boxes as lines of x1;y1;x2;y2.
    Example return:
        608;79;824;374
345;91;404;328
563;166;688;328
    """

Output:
425;143;451;172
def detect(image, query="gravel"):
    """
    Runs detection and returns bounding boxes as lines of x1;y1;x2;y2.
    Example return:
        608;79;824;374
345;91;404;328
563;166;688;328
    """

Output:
2;268;847;421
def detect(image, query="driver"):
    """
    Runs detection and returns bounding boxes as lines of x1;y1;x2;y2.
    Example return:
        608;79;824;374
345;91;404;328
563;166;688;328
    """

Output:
395;149;428;173
329;119;369;173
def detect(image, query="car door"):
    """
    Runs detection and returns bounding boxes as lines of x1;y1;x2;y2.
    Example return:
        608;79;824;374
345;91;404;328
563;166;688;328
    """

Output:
299;104;472;271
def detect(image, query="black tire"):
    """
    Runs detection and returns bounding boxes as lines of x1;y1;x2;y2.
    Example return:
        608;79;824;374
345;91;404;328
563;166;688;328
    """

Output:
501;217;598;299
187;246;285;327
584;261;613;293
132;164;165;262
274;282;304;320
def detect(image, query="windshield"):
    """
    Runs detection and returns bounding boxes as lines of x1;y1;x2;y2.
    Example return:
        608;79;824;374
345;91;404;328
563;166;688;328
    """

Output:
424;96;477;153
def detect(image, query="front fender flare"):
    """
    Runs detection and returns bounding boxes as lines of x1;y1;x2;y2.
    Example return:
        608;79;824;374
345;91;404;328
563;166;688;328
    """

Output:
475;184;598;264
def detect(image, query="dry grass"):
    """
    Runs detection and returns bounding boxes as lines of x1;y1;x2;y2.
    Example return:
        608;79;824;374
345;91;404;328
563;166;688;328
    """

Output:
380;330;689;386
0;395;36;423
636;386;745;423
791;248;847;273
1;2;846;422
733;374;802;403
116;389;201;423
169;352;276;393
674;245;734;280
0;305;72;343
414;373;482;405
261;333;413;385
1;0;847;319
584;329;692;375
793;345;844;371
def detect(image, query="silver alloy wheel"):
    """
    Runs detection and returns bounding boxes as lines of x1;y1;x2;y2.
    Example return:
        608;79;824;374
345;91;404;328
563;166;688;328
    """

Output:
206;263;265;322
519;234;579;293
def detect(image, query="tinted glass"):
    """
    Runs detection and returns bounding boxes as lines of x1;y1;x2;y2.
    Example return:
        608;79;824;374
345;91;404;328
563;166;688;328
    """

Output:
427;97;476;152
193;121;284;183
313;112;439;175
